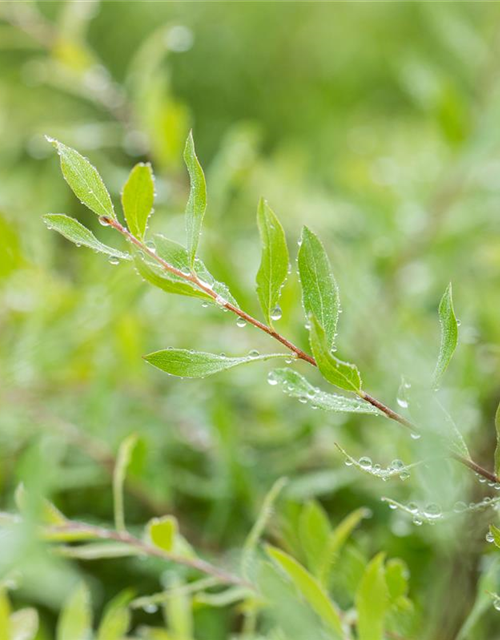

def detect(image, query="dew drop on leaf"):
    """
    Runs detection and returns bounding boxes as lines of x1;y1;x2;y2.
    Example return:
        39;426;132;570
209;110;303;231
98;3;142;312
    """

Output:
359;456;372;469
486;532;494;543
270;305;282;321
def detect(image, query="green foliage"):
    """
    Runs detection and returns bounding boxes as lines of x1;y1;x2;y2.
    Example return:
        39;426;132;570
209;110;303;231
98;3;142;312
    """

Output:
184;131;207;268
43;214;130;261
121;163;155;241
144;349;289;378
433;283;458;389
309;316;362;392
355;553;389;640
256;199;289;326
56;583;92;640
298;226;340;348
495;403;500;478
47;138;116;220
113;434;138;533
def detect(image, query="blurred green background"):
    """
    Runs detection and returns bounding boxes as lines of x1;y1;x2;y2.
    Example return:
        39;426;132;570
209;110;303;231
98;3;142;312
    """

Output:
2;1;500;638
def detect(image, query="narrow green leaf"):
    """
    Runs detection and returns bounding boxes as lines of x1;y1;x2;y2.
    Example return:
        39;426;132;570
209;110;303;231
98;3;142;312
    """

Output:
319;507;369;586
256;199;289;326
309;316;361;392
56;583;92;640
266;546;343;638
113;434;138;533
57;543;138;560
134;254;210;300
43;214;130;261
495;403;500;478
148;515;178;553
96;591;133;640
47;138;115;219
184;131;207;268
298;226;340;347
433;283;458;389
0;590;10;640
241;477;288;580
121;162;155;240
10;608;39;640
153;235;237;305
144;349;289;378
298;501;331;578
270;368;379;414
355;553;388;640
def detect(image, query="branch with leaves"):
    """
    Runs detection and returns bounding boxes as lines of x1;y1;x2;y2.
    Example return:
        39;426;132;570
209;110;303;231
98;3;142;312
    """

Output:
42;133;500;491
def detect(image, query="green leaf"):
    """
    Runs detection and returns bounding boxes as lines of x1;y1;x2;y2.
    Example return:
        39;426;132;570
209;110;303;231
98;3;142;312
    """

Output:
10;608;39;640
385;559;409;601
270;368;379;414
319;507;369;586
298;226;340;347
309;316;361;392
134;254;209;300
298;501;331;578
154;235;237;305
113;434;138;533
335;444;420;482
495;403;500;478
256;198;289;326
0;590;10;640
96;591;132;640
433;283;458;389
43;214;130;261
184;131;207;268
242;477;288;580
47;138;115;220
144;349;289;378
490;524;500;548
57;543;139;560
266;546;343;638
121;162;155;240
355;553;388;640
147;515;178;553
56;583;92;640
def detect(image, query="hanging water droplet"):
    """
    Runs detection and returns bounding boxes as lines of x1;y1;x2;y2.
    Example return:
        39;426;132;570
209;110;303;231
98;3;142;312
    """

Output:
271;305;282;321
145;241;156;253
201;301;209;308
399;471;410;481
373;463;381;473
143;604;158;614
410;432;421;440
486;532;495;543
359;456;372;469
298;396;307;404
493;597;500;611
453;501;467;513
267;372;278;386
75;243;81;248
344;459;353;467
388;502;397;510
407;502;418;513
108;255;120;265
397;397;409;409
412;516;423;526
236;317;247;328
304;321;311;330
456;319;462;327
248;349;259;357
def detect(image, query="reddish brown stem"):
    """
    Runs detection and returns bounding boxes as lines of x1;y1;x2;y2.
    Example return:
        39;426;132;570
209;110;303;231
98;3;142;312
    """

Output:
104;216;499;485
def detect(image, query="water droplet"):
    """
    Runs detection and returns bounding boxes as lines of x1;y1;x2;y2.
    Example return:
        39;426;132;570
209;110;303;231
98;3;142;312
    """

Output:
344;459;353;467
75;243;81;248
388;502;397;510
457;319;462;327
267;372;278;386
236;317;247;328
99;216;111;226
412;516;423;526
486;532;495;543
201;301;209;308
248;349;259;357
298;396;307;404
399;471;410;481
493;597;500;611
407;502;418;513
453;501;467;513
390;459;404;471
423;503;442;519
143;604;158;614
397;397;409;409
215;295;227;307
410;432;421;440
145;241;156;253
108;255;120;265
271;306;282;321
359;456;372;469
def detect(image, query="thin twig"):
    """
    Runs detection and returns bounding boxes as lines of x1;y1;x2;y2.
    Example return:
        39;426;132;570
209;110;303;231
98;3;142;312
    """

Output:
103;216;499;485
46;520;251;589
